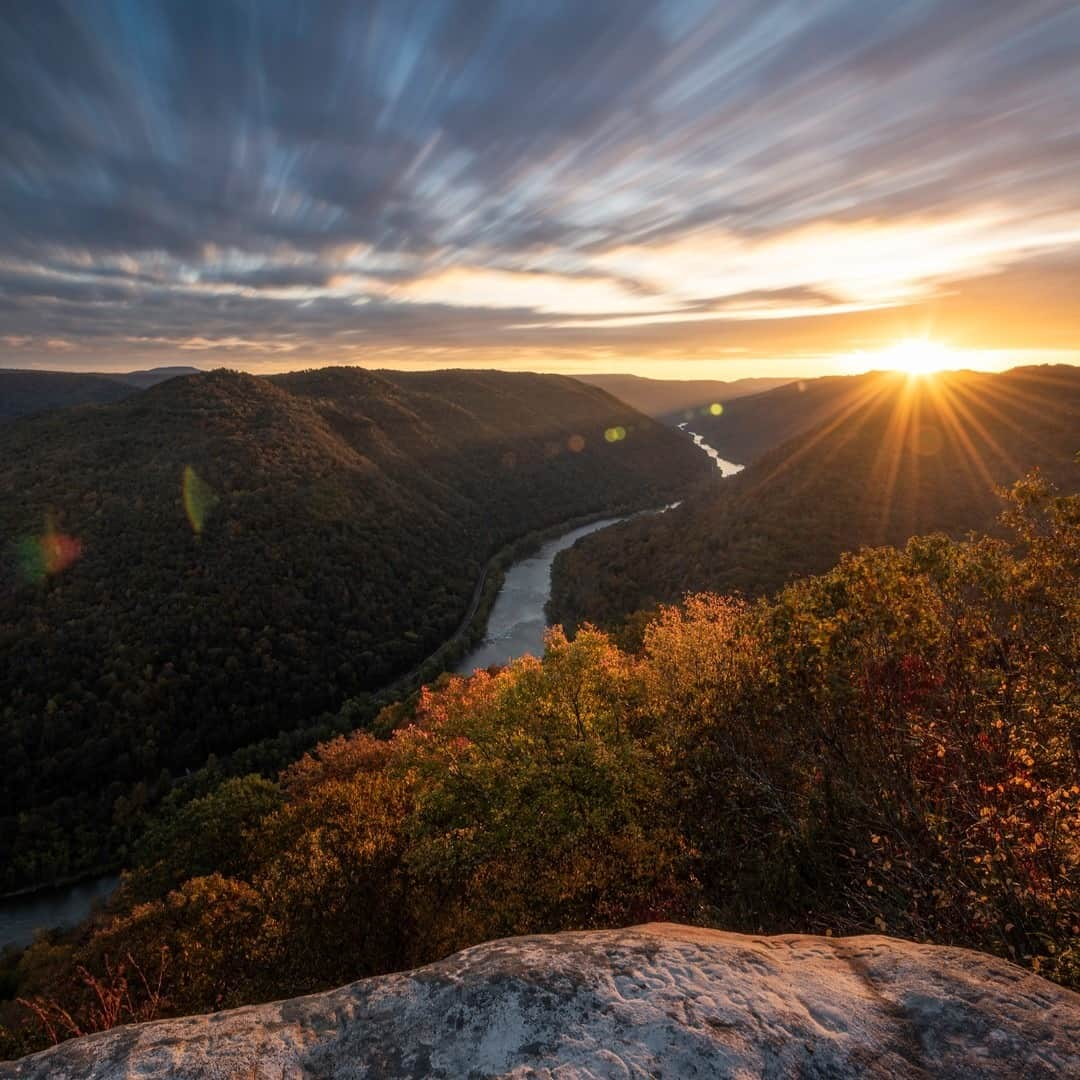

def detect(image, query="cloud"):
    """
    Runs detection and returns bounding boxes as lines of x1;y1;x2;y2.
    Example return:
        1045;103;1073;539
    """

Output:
391;266;671;316
0;1;1077;371
125;335;301;353
593;210;1080;309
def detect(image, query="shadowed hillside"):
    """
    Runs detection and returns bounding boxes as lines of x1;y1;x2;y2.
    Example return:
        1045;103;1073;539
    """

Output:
550;366;1080;629
0;367;709;893
0;368;202;422
0;372;134;421
112;366;202;389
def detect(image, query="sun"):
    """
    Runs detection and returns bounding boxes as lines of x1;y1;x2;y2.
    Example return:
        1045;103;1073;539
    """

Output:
880;339;954;377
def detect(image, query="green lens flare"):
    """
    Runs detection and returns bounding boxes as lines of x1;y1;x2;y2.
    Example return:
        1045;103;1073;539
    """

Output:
183;466;219;534
15;536;46;584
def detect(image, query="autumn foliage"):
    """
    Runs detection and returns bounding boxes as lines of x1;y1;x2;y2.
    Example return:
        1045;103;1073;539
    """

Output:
2;474;1076;1054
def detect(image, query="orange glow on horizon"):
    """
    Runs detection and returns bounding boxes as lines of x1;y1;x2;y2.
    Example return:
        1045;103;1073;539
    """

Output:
877;340;957;377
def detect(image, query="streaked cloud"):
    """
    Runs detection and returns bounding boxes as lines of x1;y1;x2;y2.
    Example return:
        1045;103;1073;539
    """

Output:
0;1;1078;375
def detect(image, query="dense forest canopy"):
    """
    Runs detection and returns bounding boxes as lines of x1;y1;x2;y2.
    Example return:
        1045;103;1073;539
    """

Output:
550;365;1080;630
2;474;1075;1058
0;367;709;893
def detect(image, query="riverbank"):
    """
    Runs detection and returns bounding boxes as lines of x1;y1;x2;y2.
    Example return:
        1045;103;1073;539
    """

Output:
455;516;629;674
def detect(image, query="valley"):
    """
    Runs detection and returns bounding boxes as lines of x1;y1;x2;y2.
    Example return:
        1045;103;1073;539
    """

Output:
0;401;731;948
676;422;744;476
0;367;710;896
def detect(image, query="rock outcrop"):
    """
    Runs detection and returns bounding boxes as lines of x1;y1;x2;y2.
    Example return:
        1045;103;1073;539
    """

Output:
4;923;1078;1078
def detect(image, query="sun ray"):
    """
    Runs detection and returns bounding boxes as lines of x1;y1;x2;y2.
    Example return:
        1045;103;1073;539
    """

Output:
756;376;895;490
868;376;917;543
954;371;1074;460
920;377;1003;505
934;379;1025;485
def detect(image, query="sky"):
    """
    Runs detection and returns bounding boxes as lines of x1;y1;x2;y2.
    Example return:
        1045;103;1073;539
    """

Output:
1;0;1079;380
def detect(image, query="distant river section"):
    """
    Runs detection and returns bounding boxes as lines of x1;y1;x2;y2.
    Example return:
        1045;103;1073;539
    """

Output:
677;422;744;476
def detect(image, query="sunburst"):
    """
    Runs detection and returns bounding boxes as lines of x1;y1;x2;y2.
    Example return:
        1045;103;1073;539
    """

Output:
880;339;955;377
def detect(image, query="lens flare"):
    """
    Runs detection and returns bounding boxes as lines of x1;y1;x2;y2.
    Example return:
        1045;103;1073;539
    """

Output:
567;434;585;452
709;403;723;416
604;426;627;443
15;520;82;584
183;466;219;534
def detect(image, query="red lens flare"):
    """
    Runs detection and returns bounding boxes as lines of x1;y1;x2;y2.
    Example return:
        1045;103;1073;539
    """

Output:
16;522;82;584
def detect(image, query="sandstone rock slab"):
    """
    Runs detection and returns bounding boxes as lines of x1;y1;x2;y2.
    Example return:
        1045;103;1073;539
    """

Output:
4;923;1078;1078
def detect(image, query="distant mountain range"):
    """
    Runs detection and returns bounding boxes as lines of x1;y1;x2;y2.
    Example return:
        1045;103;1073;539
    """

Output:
574;373;792;420
1;367;791;426
0;366;709;893
550;365;1080;629
109;365;203;388
0;366;201;421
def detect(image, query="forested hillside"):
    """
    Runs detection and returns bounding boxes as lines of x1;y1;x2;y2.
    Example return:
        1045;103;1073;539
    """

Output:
550;366;1080;629
3;475;1074;1059
574;373;790;420
0;367;708;892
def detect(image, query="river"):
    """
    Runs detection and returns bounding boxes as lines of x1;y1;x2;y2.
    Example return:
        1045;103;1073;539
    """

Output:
677;422;744;477
455;515;639;674
0;875;119;952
